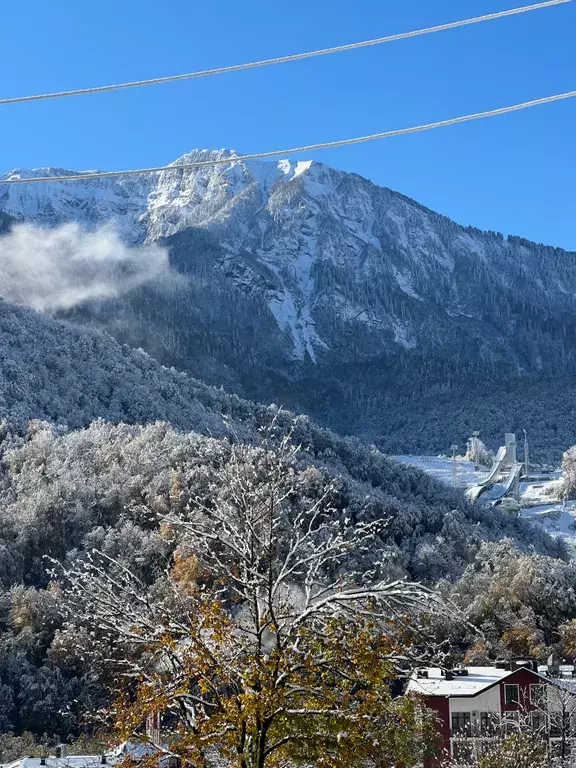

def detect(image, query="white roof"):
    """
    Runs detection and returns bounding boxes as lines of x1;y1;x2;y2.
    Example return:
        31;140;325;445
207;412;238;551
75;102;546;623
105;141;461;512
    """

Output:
1;758;114;768
407;666;515;697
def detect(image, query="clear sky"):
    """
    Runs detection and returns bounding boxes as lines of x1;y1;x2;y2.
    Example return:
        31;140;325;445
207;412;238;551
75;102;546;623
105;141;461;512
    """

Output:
2;0;574;249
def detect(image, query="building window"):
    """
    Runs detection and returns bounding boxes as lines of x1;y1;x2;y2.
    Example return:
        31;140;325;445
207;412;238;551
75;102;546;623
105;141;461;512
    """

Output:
532;712;547;734
478;739;493;757
504;684;519;705
479;712;497;735
451;712;471;735
451;741;474;763
530;684;547;708
504;711;520;733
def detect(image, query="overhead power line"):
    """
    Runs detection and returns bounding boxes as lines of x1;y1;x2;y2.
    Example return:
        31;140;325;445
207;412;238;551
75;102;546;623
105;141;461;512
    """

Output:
0;0;570;106
3;89;575;185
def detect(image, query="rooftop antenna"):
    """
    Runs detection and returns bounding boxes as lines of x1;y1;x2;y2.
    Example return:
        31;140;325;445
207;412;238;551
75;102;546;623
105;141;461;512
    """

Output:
451;444;459;487
523;429;529;478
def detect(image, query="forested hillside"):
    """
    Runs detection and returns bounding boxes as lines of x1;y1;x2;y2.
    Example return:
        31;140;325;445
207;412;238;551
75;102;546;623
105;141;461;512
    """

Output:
0;416;566;742
339;376;576;462
0;291;574;751
0;297;248;435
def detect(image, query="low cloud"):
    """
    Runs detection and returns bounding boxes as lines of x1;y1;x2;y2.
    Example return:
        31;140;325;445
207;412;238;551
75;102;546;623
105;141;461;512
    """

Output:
0;222;172;312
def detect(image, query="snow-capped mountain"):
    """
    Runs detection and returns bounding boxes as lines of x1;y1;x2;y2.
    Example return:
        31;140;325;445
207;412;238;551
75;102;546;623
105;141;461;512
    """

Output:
2;150;576;453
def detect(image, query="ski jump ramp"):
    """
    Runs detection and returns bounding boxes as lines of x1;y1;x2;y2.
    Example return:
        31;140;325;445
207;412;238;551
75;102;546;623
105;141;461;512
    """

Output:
477;446;507;487
466;446;514;502
491;462;523;500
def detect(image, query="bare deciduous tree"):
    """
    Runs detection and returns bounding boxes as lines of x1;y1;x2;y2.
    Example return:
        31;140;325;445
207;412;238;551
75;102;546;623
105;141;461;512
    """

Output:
56;433;454;768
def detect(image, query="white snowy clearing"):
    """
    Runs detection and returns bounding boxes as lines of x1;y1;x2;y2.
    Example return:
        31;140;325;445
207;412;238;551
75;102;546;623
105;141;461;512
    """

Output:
394;455;576;550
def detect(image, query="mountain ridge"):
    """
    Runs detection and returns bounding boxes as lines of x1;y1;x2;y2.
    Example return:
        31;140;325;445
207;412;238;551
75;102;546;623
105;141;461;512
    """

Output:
2;150;576;455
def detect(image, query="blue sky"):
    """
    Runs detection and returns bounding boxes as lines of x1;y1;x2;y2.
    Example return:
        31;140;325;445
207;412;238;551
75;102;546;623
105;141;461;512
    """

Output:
2;0;574;248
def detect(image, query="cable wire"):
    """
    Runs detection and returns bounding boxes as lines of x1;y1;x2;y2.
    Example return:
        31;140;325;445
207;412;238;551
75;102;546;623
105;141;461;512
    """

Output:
0;0;570;106
3;89;575;185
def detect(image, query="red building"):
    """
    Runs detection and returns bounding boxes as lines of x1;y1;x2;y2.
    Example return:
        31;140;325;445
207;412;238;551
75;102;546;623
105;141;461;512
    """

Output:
407;663;576;766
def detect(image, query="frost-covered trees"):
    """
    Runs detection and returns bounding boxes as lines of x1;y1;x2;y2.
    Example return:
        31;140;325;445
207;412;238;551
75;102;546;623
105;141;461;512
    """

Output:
58;435;448;768
450;731;549;768
0;415;569;747
1;415;559;591
443;540;576;660
561;446;576;500
0;297;244;436
465;436;493;467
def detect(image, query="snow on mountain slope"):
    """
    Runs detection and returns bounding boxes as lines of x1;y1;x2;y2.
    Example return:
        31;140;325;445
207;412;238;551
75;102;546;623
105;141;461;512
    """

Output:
5;150;575;363
0;149;500;362
3;150;576;456
0;168;151;244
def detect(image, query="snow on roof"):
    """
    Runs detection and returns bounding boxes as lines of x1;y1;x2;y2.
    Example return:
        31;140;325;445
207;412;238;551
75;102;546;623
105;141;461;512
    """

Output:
1;758;111;768
551;679;576;694
407;666;516;697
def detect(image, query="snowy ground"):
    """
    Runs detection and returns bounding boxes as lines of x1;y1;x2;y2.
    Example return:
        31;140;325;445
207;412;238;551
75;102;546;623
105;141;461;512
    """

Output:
394;455;576;549
394;455;489;487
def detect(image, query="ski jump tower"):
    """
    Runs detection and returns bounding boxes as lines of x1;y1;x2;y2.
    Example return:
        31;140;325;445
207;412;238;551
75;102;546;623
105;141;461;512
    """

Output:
504;433;517;469
503;433;520;500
